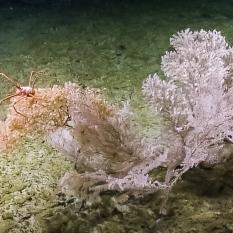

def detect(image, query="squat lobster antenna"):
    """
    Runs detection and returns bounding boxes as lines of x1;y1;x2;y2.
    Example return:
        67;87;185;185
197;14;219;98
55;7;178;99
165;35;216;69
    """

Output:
28;71;43;89
28;71;36;88
0;72;21;89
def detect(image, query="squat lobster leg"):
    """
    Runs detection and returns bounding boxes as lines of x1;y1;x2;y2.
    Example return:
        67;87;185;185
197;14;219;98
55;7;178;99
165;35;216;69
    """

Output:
0;93;21;104
0;72;21;90
12;96;28;118
28;71;37;88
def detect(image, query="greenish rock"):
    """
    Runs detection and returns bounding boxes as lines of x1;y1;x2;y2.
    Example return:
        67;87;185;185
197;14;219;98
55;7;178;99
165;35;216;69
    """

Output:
2;212;14;220
8;181;27;194
0;137;73;232
0;220;14;233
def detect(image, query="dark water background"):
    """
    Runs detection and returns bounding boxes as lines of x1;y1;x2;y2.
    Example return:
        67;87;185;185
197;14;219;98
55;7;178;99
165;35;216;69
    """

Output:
1;0;233;118
1;0;233;93
1;0;233;232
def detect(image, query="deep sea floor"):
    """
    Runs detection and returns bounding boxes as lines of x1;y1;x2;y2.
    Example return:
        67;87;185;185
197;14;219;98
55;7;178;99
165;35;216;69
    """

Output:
1;0;233;232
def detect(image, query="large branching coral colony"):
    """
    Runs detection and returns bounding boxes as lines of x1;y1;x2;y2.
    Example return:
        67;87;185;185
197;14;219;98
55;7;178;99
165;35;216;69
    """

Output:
1;29;233;211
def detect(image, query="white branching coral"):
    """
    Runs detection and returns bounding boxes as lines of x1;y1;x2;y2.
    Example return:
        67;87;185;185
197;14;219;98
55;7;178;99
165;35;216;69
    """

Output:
143;29;233;188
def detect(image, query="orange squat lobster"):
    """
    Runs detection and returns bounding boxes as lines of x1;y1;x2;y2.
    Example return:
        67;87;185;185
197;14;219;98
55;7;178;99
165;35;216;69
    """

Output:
0;71;38;116
0;71;37;101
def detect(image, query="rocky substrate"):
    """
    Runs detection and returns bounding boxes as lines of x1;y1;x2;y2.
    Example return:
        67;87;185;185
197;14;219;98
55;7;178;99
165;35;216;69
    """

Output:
0;136;73;233
1;137;233;233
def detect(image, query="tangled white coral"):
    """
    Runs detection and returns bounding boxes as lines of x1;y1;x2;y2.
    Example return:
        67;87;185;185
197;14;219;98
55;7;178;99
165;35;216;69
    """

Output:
53;86;168;196
0;86;69;151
